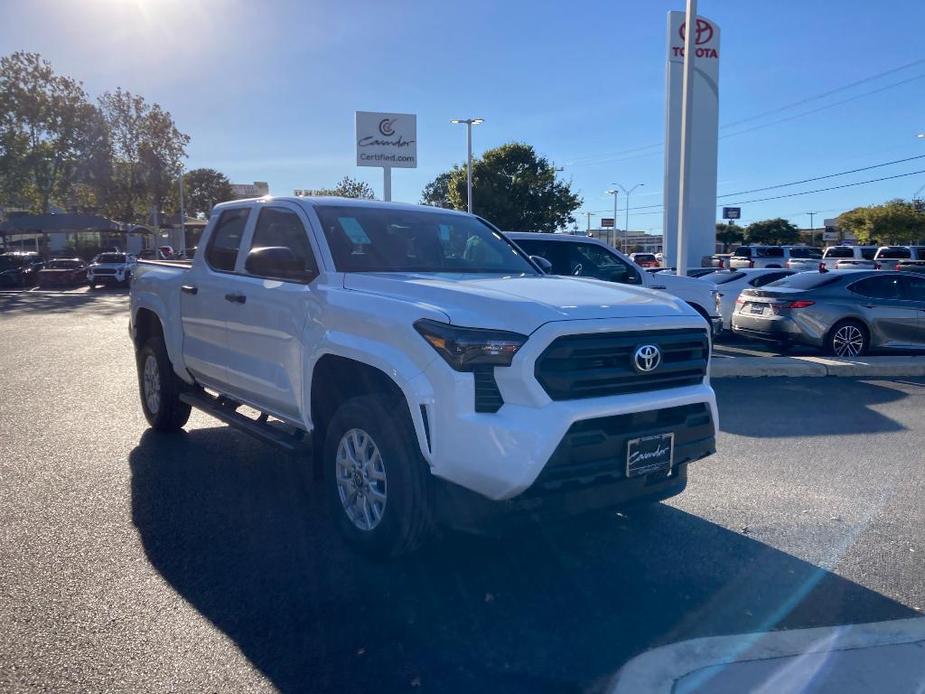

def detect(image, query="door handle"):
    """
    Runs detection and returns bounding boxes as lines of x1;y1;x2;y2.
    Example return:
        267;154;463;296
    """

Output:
180;285;198;295
224;292;246;304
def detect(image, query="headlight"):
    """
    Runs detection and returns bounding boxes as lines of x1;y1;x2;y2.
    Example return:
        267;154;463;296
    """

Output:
414;319;527;371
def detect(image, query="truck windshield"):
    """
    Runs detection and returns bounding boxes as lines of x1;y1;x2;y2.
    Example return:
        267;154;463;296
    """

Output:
315;206;538;275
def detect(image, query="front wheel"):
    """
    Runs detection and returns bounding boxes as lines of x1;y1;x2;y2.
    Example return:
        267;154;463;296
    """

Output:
325;395;435;557
826;319;869;357
137;336;191;431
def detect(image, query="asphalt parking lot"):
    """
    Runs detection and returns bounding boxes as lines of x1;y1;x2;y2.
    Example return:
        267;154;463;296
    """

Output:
1;293;924;693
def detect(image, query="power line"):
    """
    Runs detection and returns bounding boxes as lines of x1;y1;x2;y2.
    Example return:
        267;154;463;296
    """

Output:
720;57;925;130
722;169;925;206
718;153;925;198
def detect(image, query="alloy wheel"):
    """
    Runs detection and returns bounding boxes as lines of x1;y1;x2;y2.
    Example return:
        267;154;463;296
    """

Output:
335;428;387;531
142;354;161;414
832;324;865;357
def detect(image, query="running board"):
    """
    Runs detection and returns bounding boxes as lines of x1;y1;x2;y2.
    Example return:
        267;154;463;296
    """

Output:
180;390;311;454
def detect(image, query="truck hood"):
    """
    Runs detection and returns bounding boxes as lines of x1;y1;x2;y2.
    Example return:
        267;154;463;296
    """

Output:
342;272;692;334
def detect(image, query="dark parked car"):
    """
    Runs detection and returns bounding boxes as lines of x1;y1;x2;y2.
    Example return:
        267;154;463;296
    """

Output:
37;258;88;288
0;252;44;287
732;270;925;356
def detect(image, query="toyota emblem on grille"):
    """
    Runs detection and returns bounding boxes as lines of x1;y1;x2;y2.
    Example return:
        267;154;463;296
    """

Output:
633;344;661;373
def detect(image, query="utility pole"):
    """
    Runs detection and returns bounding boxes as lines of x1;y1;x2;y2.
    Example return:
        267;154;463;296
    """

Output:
676;0;698;276
607;189;619;247
586;211;593;236
178;167;186;255
807;211;819;247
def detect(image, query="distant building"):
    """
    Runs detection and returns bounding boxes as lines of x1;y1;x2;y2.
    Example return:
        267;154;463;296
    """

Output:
229;181;270;199
586;229;663;253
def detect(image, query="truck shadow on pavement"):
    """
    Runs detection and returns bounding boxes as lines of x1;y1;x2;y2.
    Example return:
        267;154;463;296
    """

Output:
715;377;919;438
130;428;917;694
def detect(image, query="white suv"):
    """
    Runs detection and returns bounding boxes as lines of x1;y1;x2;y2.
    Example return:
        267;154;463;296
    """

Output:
729;245;787;269
821;245;878;270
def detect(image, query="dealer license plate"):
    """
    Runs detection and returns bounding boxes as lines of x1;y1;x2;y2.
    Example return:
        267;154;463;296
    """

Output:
626;433;674;477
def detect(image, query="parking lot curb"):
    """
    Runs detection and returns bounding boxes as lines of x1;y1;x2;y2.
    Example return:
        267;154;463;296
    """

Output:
608;617;925;694
710;355;925;379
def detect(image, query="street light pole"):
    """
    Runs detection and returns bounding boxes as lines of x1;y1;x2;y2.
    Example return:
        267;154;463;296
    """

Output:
178;167;186;256
612;182;644;253
607;189;619;247
451;118;484;214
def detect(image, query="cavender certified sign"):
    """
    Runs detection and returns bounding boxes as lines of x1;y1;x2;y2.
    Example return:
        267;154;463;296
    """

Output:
355;112;417;169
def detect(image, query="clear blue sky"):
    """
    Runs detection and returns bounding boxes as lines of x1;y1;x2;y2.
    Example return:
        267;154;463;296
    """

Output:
2;0;924;233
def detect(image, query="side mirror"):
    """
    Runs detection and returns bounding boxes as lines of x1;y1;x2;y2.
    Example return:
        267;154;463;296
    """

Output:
529;255;553;274
245;246;312;281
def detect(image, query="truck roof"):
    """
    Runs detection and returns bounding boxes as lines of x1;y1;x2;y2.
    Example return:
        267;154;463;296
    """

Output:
213;195;473;218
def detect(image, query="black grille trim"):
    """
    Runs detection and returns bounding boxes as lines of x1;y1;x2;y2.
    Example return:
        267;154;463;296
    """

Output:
473;367;504;413
530;403;714;493
535;328;709;400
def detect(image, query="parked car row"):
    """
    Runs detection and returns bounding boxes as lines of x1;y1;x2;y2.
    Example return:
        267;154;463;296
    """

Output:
0;250;142;289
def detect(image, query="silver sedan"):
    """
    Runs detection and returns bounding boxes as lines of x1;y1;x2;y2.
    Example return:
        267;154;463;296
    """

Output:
732;270;925;356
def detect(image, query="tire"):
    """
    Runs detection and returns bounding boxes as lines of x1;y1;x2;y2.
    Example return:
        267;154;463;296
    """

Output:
324;394;435;558
826;319;869;358
137;336;191;431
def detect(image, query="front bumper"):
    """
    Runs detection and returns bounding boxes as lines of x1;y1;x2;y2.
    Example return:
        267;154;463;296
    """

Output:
407;315;719;501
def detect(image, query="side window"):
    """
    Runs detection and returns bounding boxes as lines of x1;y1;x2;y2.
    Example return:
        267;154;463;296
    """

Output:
850;276;903;299
246;208;318;282
515;240;570;275
570;243;640;284
861;248;877;260
205;208;250;272
733;246;751;257
902;276;925;302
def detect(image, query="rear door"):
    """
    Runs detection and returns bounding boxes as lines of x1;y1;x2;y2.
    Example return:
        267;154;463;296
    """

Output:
848;275;922;348
180;206;252;386
221;204;322;422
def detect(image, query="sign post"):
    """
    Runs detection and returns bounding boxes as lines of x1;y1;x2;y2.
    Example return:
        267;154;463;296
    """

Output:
355;111;417;202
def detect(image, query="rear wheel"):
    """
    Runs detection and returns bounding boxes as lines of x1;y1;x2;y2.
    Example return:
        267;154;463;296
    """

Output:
826;319;869;357
137;336;191;431
325;395;434;557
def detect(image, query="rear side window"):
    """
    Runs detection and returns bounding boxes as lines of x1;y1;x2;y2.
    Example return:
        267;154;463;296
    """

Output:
732;246;751;258
861;247;877;260
788;247;822;259
206;208;250;271
824;247;853;259
850;275;903;299
756;247;784;258
876;247;911;259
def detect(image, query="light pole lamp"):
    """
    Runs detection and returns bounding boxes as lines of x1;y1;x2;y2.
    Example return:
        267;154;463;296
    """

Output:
612;182;644;252
451;118;484;214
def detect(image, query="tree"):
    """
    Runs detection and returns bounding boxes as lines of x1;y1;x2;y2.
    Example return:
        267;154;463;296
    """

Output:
424;143;582;231
837;200;925;244
715;222;743;252
182;168;233;217
0;51;108;212
304;176;375;199
98;88;189;223
420;171;453;207
744;217;801;245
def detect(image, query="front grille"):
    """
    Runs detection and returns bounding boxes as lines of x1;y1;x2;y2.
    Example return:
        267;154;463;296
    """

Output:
535;328;709;400
530;403;714;493
473;367;504;413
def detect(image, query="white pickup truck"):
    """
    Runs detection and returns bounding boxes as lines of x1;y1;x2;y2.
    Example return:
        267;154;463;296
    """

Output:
130;197;717;556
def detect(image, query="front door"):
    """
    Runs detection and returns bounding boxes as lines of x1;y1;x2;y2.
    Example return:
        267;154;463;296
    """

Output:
849;275;923;348
221;204;322;422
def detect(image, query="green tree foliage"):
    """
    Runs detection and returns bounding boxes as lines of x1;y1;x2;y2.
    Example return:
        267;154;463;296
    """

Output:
98;88;189;223
744;217;801;245
420;171;453;207
424;143;581;231
836;200;925;244
715;222;744;251
182;168;233;217
0;51;109;212
304;176;375;199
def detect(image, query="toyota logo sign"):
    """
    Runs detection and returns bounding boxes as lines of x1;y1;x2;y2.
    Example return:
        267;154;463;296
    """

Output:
679;18;714;45
633;345;662;373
